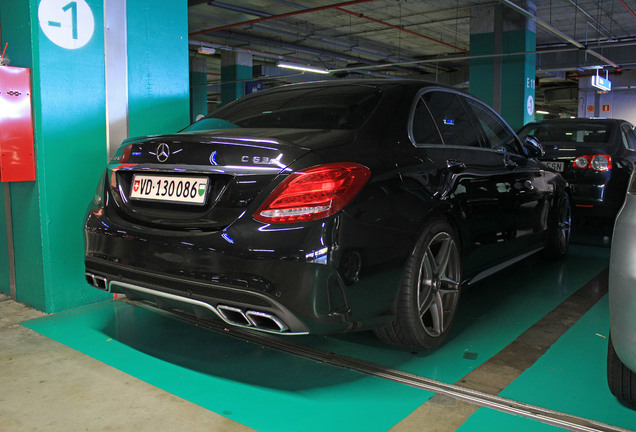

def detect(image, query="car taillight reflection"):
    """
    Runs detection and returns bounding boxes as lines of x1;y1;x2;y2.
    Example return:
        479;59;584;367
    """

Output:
572;154;612;171
254;162;371;224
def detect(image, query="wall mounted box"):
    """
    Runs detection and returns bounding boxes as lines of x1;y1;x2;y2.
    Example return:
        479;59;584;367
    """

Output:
0;66;35;182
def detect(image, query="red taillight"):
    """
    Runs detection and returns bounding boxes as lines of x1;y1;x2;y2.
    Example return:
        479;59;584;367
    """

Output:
572;154;612;171
120;144;133;163
254;162;371;224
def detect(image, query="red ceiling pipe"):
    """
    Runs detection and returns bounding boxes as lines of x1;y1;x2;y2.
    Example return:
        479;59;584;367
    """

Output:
620;0;636;20
190;0;375;37
336;7;468;53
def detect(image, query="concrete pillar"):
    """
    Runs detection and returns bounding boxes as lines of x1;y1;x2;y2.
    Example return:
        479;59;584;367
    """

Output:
221;51;252;106
190;56;208;122
470;1;537;131
0;0;189;312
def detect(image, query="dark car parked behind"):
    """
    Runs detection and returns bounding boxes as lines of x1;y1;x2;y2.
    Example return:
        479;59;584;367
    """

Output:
518;118;636;227
84;80;571;350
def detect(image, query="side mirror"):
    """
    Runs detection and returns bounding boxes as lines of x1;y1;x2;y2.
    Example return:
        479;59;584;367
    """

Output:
523;136;545;158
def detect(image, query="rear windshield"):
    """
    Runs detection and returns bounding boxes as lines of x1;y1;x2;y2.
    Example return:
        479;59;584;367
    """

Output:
184;85;382;131
518;122;612;145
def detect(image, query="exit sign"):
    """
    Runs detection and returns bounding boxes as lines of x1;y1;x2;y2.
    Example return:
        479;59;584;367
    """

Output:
592;75;612;92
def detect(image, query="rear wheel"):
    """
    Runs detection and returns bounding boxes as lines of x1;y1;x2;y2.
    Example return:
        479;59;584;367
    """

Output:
374;220;461;350
544;193;571;259
608;334;636;407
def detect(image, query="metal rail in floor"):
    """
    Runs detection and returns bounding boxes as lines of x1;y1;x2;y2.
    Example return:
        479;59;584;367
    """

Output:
134;267;625;432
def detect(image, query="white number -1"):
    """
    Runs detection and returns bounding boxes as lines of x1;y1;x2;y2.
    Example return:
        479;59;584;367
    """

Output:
62;2;78;40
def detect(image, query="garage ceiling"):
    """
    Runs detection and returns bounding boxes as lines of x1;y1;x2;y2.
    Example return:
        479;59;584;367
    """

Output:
187;0;636;114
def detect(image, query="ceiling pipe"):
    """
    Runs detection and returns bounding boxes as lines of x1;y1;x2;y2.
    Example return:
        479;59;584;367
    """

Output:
620;0;636;21
204;0;449;72
498;0;620;69
237;21;445;71
335;7;469;53
564;0;618;41
328;46;593;74
207;29;423;74
190;0;375;37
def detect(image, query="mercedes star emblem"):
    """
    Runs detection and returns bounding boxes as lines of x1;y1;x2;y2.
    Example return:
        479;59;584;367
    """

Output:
156;143;170;163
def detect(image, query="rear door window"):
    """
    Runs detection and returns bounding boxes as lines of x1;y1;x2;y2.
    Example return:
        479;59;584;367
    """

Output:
418;91;481;147
465;98;519;154
411;97;443;145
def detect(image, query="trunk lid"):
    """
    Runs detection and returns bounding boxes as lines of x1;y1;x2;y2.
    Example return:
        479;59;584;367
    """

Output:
106;129;354;230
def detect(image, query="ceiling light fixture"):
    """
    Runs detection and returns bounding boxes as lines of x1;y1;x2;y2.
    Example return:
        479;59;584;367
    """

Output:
536;110;550;115
277;61;329;74
198;46;216;55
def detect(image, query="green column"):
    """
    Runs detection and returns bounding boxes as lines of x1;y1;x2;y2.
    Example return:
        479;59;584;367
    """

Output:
190;56;208;122
470;2;536;131
221;51;252;106
127;0;190;137
0;0;109;311
0;0;189;313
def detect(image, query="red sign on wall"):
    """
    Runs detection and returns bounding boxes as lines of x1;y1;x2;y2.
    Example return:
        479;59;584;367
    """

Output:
586;105;595;113
0;66;36;182
602;104;611;112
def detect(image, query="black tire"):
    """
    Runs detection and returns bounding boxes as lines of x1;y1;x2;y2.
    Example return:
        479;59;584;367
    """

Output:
608;334;636;407
374;220;461;350
544;193;571;259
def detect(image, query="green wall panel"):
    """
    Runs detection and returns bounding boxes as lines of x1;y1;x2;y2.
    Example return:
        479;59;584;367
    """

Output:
11;182;46;309
127;0;190;138
0;189;8;296
0;0;37;300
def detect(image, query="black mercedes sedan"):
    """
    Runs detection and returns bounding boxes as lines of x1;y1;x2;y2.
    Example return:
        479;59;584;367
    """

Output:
84;80;570;350
518;118;636;226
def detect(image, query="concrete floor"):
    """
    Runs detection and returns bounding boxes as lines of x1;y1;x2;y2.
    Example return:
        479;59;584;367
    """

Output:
2;244;636;431
0;295;255;432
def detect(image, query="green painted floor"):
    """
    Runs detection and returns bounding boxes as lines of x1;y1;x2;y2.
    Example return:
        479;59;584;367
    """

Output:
459;296;636;431
22;245;636;431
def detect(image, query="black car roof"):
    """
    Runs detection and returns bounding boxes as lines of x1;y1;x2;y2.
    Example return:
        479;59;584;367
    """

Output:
252;78;463;94
524;118;627;125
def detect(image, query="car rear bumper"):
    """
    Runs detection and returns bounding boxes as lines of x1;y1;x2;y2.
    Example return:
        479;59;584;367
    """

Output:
609;193;636;372
83;207;399;335
569;182;624;219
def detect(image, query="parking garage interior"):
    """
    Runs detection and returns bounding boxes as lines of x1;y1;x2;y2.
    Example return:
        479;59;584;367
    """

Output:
2;1;636;431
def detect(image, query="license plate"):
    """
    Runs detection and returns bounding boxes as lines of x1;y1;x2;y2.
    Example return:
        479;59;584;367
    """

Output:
543;161;564;172
130;174;208;205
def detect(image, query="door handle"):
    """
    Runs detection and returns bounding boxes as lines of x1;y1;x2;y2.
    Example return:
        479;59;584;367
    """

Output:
446;159;466;173
503;156;518;169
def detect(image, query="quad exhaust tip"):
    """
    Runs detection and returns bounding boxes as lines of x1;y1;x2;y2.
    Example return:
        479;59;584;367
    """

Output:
217;304;289;332
85;273;108;291
84;276;290;333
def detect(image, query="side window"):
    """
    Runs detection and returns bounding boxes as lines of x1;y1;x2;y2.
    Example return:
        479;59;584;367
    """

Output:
411;98;443;145
621;124;636;150
423;91;481;147
466;98;519;154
